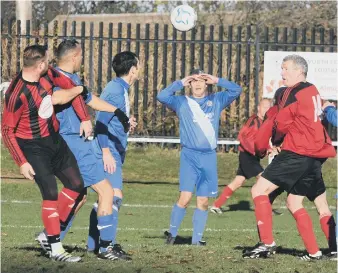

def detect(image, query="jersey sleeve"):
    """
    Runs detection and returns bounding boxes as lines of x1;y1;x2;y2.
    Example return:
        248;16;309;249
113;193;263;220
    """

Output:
1;93;28;166
48;67;91;121
157;80;183;111
96;88;125;149
215;78;242;109
324;106;337;127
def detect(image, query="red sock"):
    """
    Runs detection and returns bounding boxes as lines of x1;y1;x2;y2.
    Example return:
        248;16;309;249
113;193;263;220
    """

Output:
58;188;80;222
214;186;234;208
293;208;319;255
320;215;337;252
42;200;60;235
253;195;274;245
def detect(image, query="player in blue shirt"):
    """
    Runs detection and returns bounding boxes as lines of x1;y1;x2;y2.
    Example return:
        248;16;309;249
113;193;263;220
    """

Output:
35;40;131;261
322;101;337;127
88;51;139;259
157;69;242;245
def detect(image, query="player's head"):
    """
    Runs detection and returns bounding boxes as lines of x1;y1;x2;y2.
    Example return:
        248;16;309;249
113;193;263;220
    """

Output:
112;51;140;84
257;98;272;119
281;55;308;87
23;44;49;76
189;68;208;98
56;39;82;72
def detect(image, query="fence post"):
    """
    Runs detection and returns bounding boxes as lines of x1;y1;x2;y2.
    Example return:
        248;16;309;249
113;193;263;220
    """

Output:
143;24;150;130
199;25;205;71
80;22;85;82
97;22;103;94
134;24;141;122
89;22;94;91
107;23;113;83
16;20;21;74
152;23;159;135
254;25;260;108
161;24;168;136
208;25;214;93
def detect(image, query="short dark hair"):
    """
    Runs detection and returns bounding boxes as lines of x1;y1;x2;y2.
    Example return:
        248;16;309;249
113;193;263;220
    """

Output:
56;39;79;60
112;51;138;77
191;68;205;75
23;44;47;67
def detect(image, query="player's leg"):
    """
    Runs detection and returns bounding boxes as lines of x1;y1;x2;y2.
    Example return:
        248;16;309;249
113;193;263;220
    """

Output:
166;148;197;244
60;189;87;241
20;137;82;262
287;193;322;260
244;151;313;258
52;135;85;253
211;175;246;213
193;151;217;245
313;191;337;256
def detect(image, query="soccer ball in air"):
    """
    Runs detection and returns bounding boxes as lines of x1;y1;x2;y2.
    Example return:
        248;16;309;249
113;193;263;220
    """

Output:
170;5;197;32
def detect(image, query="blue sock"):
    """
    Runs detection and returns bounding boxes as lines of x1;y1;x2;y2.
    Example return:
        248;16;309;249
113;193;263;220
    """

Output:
192;208;208;244
169;204;186;237
87;202;99;251
111;196;122;244
98;213;115;252
60;215;75;241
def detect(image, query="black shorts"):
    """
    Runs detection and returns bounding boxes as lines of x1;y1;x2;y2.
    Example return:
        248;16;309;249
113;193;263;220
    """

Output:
262;150;326;201
236;151;264;179
17;133;84;199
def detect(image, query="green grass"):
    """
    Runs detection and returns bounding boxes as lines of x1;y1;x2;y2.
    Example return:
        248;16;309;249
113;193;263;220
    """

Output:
1;145;337;273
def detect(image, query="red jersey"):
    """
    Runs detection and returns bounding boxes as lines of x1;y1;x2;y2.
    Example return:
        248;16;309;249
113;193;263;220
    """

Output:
255;82;335;158
2;67;90;166
238;114;263;156
274;82;335;158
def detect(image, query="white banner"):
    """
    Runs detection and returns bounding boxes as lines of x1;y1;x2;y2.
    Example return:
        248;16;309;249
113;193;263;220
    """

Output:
263;51;337;100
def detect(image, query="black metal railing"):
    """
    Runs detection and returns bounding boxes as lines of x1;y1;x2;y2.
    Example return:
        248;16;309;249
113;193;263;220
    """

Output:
1;20;337;141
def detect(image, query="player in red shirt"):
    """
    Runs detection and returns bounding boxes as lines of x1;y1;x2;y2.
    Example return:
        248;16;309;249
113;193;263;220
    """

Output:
210;99;280;214
2;45;88;262
243;54;336;260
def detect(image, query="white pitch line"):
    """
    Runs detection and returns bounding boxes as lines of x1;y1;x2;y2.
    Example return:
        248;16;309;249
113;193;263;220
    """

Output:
1;199;336;210
0;225;319;233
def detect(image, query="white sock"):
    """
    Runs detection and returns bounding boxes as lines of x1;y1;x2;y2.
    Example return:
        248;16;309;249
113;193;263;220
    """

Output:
310;251;322;257
51;242;65;255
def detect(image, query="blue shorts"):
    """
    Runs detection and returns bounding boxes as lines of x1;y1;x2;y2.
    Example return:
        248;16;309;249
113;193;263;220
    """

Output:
62;135;106;188
104;164;123;190
179;147;218;197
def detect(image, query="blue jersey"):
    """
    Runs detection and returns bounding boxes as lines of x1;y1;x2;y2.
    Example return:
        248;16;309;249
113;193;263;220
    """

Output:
53;68;93;135
157;78;242;152
92;77;130;165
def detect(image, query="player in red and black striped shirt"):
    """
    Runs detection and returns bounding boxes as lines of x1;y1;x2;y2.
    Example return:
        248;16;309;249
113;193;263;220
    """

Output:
210;99;272;213
2;45;88;262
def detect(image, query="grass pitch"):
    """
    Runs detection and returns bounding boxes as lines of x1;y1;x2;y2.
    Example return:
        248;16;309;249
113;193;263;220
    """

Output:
1;145;337;273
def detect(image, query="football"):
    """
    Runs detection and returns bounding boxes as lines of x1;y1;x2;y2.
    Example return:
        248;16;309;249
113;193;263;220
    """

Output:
170;5;197;32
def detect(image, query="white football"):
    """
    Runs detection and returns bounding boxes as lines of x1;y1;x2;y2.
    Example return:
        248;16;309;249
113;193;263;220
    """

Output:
170;5;197;32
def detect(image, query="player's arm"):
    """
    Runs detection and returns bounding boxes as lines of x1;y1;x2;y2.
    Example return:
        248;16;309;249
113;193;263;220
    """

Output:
208;76;242;108
1;96;35;180
323;102;337;127
157;79;188;111
51;85;86;105
87;95;130;132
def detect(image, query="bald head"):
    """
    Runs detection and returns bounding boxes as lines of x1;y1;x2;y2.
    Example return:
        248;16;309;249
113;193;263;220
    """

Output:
257;98;272;119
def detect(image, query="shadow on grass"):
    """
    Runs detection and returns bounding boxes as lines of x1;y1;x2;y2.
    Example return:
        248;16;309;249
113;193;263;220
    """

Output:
144;234;193;245
235;245;331;257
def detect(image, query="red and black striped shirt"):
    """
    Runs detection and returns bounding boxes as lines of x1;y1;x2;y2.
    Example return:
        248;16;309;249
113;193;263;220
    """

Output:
2;68;90;166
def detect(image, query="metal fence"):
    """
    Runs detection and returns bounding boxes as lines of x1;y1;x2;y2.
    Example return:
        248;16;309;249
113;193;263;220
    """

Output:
1;19;337;142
